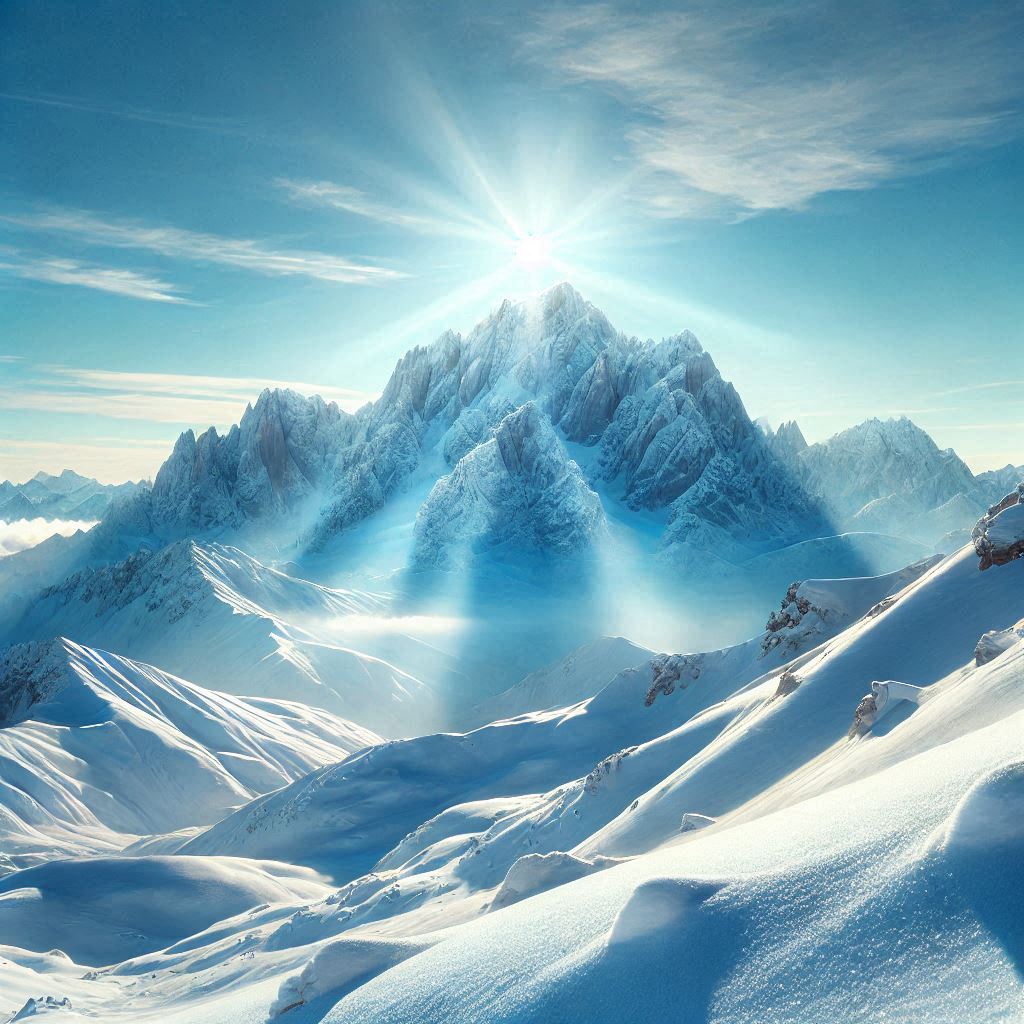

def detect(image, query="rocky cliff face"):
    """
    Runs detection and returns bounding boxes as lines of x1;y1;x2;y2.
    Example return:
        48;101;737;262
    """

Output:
150;389;356;535
306;283;819;561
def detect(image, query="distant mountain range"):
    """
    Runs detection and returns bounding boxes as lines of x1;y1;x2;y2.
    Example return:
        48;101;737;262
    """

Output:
0;469;144;522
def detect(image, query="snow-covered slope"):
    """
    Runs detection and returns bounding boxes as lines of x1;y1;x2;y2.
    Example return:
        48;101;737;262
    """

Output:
470;636;652;724
0;638;379;872
3;541;447;736
3;537;1021;1022
0;855;329;966
1;534;1022;1021
176;557;937;882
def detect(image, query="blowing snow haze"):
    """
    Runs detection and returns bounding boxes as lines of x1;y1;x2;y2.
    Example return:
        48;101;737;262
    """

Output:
2;1;1024;1022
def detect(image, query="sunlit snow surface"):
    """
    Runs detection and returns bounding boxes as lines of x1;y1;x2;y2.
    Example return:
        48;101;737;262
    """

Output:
1;545;1023;1023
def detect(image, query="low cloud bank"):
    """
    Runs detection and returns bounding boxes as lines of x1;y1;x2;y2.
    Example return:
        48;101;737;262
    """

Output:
0;518;97;557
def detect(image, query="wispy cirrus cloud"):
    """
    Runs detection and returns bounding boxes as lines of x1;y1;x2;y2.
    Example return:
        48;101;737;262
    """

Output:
277;179;443;232
4;207;407;285
0;90;250;135
0;364;377;426
522;2;1024;217
0;254;192;303
45;366;376;412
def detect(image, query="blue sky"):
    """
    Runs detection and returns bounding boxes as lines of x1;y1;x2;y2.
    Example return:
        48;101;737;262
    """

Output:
2;0;1022;482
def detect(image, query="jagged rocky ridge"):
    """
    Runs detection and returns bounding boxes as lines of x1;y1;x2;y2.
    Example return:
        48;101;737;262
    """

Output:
764;416;1018;545
413;403;604;566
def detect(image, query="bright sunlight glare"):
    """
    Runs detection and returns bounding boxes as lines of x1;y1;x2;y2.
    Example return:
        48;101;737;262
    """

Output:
514;233;554;269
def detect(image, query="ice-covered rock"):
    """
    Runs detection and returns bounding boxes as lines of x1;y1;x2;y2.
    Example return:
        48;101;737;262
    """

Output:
413;402;605;566
848;679;926;737
975;619;1024;665
11;995;72;1019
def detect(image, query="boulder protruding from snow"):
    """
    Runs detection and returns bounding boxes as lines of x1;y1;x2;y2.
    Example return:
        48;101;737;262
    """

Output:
975;620;1024;665
973;482;1024;570
848;679;926;737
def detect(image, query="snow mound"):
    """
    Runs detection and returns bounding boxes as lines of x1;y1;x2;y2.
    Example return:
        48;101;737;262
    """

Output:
491;851;620;911
270;935;433;1017
607;877;723;946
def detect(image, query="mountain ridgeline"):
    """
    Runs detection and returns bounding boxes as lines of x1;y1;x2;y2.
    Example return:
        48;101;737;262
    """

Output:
100;284;821;566
17;284;1021;582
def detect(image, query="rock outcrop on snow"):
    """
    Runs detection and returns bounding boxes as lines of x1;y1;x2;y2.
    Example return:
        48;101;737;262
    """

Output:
973;482;1024;570
759;555;942;658
413;403;605;567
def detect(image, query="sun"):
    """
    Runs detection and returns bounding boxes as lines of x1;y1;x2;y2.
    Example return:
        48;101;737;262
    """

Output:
513;233;553;270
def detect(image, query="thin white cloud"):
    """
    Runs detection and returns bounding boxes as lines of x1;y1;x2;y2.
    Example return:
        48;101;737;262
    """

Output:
277;179;443;232
44;367;375;409
0;256;192;303
932;380;1024;397
522;3;1024;217
0;518;98;557
0;385;255;425
0;90;250;135
4;208;407;285
0;365;377;427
